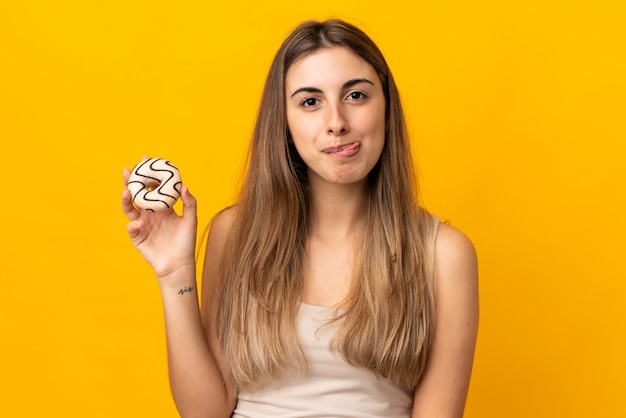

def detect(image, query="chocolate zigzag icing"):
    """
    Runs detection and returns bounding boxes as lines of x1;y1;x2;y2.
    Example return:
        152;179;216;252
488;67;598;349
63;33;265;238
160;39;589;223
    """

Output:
127;158;182;211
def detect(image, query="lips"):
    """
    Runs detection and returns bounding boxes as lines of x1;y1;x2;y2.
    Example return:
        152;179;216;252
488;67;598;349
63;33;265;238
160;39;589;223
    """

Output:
322;142;361;158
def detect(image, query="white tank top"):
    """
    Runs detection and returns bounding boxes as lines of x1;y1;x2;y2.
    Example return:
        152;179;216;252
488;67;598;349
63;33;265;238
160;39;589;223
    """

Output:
232;303;413;418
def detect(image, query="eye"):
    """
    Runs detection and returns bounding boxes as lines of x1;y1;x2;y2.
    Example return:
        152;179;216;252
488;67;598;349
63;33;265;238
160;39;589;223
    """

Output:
346;91;367;101
300;97;319;108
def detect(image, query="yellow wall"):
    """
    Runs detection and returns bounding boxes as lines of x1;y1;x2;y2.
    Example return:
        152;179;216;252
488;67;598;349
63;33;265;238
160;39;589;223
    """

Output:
1;1;624;416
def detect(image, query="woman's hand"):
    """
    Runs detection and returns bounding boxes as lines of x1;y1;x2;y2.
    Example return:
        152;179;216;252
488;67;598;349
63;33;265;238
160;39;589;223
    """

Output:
121;166;198;286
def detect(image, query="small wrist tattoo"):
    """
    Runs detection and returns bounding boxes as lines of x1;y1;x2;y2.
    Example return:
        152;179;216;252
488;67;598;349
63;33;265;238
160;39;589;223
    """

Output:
177;286;194;295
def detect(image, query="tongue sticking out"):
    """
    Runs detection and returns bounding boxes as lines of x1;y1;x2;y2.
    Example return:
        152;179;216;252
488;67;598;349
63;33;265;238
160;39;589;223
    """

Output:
326;142;361;157
338;142;359;151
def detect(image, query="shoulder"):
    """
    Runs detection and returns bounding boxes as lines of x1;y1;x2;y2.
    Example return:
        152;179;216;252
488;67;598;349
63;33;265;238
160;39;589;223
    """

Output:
434;223;478;286
208;205;238;241
432;222;479;329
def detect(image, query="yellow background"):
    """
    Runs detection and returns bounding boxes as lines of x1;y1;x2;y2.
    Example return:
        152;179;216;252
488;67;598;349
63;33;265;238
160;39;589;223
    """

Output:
1;0;624;416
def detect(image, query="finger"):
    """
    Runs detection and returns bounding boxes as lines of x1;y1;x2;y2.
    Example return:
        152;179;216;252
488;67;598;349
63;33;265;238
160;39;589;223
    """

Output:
180;185;197;222
126;218;143;241
121;189;140;221
124;157;149;185
122;167;130;185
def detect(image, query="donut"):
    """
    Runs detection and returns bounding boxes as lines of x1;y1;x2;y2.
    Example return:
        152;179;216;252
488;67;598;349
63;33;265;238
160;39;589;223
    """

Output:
127;158;182;212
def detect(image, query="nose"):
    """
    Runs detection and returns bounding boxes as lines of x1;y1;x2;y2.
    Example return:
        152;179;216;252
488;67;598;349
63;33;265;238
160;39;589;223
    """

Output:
326;103;350;136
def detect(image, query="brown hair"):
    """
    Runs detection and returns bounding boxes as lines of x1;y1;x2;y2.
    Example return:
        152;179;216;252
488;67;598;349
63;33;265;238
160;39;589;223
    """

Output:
217;19;437;391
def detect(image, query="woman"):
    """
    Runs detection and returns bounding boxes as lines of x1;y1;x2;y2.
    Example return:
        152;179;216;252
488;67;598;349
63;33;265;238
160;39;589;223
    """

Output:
122;19;478;418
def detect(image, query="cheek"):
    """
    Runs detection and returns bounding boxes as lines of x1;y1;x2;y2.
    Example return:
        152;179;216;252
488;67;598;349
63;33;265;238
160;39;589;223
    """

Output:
286;115;313;159
286;113;320;143
364;111;387;159
357;110;386;140
286;109;301;137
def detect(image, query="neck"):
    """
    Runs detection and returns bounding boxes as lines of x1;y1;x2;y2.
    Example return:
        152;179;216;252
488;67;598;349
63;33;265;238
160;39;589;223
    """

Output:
307;177;369;239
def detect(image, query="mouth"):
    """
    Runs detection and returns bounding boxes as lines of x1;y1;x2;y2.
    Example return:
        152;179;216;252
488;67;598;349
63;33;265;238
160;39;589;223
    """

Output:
322;142;361;158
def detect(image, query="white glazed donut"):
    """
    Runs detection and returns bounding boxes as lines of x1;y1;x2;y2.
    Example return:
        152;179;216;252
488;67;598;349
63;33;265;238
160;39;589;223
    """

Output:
127;158;182;212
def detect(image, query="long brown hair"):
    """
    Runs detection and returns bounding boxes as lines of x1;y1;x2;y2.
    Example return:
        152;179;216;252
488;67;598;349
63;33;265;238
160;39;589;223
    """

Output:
217;19;437;391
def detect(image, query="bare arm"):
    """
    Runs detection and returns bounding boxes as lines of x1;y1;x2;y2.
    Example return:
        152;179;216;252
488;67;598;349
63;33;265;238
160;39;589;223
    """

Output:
412;223;479;418
121;169;236;418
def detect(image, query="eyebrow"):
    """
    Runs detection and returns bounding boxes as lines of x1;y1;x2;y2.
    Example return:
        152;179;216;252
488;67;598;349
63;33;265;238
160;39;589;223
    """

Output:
289;78;375;98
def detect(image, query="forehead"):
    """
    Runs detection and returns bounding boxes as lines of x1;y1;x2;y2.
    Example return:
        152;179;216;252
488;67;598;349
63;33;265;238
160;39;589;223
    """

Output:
285;47;378;89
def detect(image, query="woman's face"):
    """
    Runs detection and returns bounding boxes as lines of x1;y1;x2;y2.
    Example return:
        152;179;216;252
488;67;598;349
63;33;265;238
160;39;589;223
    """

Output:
285;47;386;188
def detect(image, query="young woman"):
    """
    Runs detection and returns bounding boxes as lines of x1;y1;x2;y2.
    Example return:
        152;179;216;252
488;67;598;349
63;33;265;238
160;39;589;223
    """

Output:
122;19;478;418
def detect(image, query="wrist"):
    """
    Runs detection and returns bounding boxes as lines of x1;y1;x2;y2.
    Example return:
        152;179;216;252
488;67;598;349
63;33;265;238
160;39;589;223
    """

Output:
156;263;196;290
